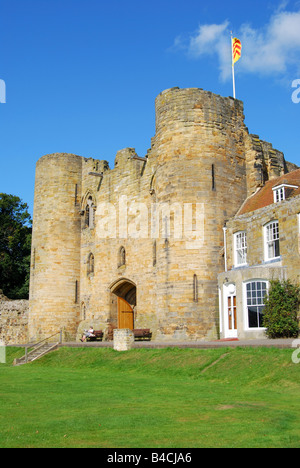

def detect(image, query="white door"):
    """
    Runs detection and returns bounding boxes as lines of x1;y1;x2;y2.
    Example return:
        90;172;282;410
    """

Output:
223;284;238;339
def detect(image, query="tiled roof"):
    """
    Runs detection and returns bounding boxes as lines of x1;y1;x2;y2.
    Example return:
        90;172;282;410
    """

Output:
238;168;300;215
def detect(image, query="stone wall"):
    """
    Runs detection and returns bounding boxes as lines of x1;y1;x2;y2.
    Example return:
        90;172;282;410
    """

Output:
0;292;29;344
245;135;286;197
29;87;295;342
218;194;300;340
225;194;300;283
113;328;134;351
76;88;251;341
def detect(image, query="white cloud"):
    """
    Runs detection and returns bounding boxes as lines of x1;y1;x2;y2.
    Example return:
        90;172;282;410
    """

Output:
173;7;300;82
189;21;229;57
240;10;300;76
188;21;231;81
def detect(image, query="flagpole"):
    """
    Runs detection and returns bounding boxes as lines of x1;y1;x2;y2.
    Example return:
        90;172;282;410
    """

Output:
231;32;236;99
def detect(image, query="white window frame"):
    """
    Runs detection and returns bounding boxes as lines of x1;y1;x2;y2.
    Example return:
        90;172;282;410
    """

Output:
272;184;298;204
264;220;280;261
234;231;247;267
273;186;285;203
243;280;269;330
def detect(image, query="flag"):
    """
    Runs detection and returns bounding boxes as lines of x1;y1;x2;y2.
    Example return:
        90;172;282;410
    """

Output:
232;37;242;64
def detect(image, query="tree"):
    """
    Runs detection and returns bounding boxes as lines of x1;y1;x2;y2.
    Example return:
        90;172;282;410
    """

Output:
263;280;300;339
0;193;32;299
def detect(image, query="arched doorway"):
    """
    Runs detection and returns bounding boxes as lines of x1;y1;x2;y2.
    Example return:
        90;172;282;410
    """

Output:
109;278;136;330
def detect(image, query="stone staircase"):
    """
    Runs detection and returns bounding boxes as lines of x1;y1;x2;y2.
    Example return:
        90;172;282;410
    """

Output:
13;331;62;366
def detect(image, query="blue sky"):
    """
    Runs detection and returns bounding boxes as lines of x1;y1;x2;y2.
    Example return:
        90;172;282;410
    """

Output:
1;0;300;216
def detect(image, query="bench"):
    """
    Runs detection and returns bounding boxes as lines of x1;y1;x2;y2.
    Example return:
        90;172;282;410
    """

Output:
86;330;103;342
133;329;152;341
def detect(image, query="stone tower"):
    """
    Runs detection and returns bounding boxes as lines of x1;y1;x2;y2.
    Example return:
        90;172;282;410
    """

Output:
149;88;248;339
29;153;82;342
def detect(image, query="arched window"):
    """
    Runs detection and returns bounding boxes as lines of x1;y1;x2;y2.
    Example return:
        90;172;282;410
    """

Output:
118;246;126;268
85;196;95;228
87;253;95;276
85;204;90;226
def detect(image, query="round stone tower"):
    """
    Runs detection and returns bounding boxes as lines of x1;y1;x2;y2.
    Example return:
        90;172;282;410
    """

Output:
28;153;82;342
151;87;248;340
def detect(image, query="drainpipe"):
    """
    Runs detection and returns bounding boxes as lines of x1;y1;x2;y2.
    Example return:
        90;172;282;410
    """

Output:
223;225;228;273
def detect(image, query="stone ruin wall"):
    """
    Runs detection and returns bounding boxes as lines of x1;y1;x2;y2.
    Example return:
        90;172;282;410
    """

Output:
0;291;29;345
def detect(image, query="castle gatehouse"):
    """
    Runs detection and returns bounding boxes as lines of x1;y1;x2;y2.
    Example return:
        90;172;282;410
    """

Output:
28;87;298;342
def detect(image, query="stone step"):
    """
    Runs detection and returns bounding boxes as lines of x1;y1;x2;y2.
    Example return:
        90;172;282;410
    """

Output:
14;342;59;366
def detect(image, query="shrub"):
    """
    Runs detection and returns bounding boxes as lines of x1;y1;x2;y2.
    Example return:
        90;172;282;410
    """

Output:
263;280;300;339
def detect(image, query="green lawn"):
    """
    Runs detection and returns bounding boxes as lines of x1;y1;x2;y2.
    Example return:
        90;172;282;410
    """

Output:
0;346;299;448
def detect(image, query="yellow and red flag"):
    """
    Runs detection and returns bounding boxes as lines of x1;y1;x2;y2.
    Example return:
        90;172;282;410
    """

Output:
232;37;242;64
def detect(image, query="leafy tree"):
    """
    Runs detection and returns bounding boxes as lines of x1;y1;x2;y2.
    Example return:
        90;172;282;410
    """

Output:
263;280;300;339
0;193;32;299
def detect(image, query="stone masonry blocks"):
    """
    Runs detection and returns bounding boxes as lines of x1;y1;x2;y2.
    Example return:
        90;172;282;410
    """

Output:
113;329;134;351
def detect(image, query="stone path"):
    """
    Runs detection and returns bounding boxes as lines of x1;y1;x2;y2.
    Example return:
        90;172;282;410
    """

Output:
60;338;296;349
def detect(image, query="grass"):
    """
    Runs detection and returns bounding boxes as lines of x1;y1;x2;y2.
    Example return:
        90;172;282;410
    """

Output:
0;346;299;448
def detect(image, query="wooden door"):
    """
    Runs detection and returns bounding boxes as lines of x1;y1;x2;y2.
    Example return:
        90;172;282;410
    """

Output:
118;297;134;330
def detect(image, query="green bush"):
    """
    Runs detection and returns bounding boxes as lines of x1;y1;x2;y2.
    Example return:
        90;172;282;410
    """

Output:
263;280;300;339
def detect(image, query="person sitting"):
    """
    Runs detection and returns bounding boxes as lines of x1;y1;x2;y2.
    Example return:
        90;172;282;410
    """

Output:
80;326;95;342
